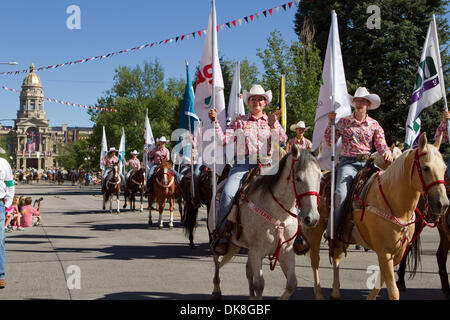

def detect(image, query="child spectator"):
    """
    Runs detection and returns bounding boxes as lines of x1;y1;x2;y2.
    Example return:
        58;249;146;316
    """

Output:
5;197;24;231
20;197;42;228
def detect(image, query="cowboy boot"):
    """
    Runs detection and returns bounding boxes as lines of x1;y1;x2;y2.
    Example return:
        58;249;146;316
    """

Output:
293;232;310;255
211;220;234;255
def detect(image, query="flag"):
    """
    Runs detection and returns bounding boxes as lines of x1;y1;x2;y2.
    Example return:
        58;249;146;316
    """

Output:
143;109;156;174
176;62;199;164
100;126;108;171
64;131;68;144
277;75;287;133
404;16;444;149
312;11;352;171
227;62;245;123
193;1;227;175
118;127;126;175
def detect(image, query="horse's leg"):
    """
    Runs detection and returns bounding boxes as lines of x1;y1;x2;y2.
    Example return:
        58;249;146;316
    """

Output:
367;271;385;300
147;195;153;225
246;257;255;299
109;195;113;214
248;250;265;300
102;194;106;210
306;224;326;300
169;197;174;229
396;251;408;292
378;253;399;300
278;250;297;300
158;198;164;229
436;228;450;298
140;191;144;212
330;247;345;300
116;190;120;214
212;254;222;300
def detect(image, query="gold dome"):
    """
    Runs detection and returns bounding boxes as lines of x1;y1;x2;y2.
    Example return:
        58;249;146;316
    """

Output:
22;63;42;87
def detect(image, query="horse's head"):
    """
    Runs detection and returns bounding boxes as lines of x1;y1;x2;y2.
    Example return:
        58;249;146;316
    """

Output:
413;133;449;216
156;161;173;185
290;144;323;227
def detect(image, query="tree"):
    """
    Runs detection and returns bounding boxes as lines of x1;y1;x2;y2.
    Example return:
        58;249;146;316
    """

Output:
294;0;450;146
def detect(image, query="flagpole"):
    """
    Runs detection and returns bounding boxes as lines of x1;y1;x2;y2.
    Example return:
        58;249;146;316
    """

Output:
186;60;196;199
211;0;217;228
330;10;336;241
432;14;450;140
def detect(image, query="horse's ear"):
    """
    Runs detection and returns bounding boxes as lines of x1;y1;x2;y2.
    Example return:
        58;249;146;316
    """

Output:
434;133;443;149
418;132;428;151
398;142;404;151
390;142;395;150
292;144;300;159
312;142;323;159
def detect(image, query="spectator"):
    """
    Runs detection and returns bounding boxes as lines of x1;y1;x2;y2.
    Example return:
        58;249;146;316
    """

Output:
5;196;24;231
20;197;42;228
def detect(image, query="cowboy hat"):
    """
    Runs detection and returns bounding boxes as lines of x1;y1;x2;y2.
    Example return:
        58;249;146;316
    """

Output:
108;147;117;153
348;87;381;110
243;84;272;106
130;150;139;155
158;136;168;143
290;121;310;132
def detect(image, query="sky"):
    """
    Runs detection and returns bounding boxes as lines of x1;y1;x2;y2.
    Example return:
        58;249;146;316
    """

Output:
0;1;448;129
0;0;301;128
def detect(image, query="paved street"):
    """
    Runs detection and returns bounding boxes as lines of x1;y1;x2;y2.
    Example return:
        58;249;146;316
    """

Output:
0;182;448;300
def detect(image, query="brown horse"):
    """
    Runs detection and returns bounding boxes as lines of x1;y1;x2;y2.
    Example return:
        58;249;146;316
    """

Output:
304;133;448;300
102;164;122;213
123;168;146;212
78;170;86;188
180;164;230;248
57;171;64;185
70;171;77;186
147;161;178;229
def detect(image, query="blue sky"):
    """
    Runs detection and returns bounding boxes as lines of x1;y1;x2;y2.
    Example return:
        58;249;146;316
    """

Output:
0;1;448;128
0;0;300;128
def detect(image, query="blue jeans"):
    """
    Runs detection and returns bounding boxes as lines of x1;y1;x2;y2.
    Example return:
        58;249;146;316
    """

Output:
0;202;5;280
326;157;366;238
217;158;258;232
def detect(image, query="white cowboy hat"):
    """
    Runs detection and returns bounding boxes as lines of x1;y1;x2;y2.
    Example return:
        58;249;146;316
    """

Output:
108;147;117;153
290;121;310;132
0;147;5;154
348;87;381;110
130;150;139;155
158;136;168;143
243;84;272;106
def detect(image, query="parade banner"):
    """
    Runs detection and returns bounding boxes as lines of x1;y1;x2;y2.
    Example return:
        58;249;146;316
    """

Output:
405;16;444;149
227;62;245;124
143;110;156;175
100;126;108;172
118;127;126;175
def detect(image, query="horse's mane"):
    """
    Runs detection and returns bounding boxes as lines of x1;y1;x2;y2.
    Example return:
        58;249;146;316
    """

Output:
379;148;413;185
248;149;318;194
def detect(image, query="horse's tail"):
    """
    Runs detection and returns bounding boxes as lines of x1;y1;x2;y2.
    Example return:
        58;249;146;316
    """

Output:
405;227;422;280
183;200;198;238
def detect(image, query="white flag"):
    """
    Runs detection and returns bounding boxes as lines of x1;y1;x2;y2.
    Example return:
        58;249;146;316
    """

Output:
118;127;126;175
312;11;352;170
100;126;108;171
227;62;245;123
194;2;227;175
143;110;156;174
404;17;443;149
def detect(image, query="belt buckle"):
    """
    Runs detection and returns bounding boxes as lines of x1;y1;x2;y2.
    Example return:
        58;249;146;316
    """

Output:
357;154;369;162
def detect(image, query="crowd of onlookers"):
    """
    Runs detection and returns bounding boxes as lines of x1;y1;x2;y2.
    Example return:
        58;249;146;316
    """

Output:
4;195;42;233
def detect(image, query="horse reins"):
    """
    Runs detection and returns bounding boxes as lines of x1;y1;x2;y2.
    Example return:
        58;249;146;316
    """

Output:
156;169;175;196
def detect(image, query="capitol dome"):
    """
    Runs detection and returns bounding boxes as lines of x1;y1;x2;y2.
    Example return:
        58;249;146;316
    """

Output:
22;63;42;87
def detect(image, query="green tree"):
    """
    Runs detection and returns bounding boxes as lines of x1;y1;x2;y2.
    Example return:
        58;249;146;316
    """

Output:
294;0;450;147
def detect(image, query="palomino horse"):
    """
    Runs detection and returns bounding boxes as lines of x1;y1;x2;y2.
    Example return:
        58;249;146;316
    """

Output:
102;164;122;213
147;161;178;229
211;145;323;300
304;133;448;300
180;164;230;248
123;168;146;212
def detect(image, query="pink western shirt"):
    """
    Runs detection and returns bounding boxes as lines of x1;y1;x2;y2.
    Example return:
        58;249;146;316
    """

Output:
435;120;448;143
149;146;170;165
215;112;288;161
126;158;141;170
102;155;119;168
324;113;391;157
287;136;312;151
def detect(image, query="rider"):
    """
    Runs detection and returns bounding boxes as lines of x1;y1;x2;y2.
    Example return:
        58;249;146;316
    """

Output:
434;110;450;227
125;150;141;184
208;84;288;255
324;87;393;248
102;147;119;190
286;120;313;255
147;137;181;187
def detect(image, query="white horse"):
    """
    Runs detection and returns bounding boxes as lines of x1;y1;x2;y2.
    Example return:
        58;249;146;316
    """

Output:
211;145;323;300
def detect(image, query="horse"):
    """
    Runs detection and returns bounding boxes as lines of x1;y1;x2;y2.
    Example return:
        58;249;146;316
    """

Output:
123;168;146;212
57;171;64;185
395;179;450;299
147;161;179;229
304;133;448;300
78;170;86;188
180;164;230;248
371;142;404;170
70;171;77;186
102;164;122;214
211;145;323;300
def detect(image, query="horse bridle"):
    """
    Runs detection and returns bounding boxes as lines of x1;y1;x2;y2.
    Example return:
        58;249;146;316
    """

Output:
269;158;320;217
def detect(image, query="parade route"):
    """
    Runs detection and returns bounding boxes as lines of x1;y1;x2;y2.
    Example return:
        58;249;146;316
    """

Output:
0;183;448;300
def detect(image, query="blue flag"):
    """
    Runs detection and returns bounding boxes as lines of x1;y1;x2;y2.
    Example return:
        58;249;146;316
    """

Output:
176;63;199;163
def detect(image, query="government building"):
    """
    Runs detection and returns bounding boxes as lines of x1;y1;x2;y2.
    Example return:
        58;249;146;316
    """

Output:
1;64;93;171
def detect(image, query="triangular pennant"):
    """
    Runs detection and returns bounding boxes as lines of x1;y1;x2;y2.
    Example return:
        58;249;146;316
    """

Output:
232;20;236;27
244;16;249;23
238;18;242;26
269;9;273;15
282;4;287;11
288;2;293;8
176;36;179;42
263;10;267;17
198;30;202;37
226;22;231;28
192;32;196;38
275;7;280;13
